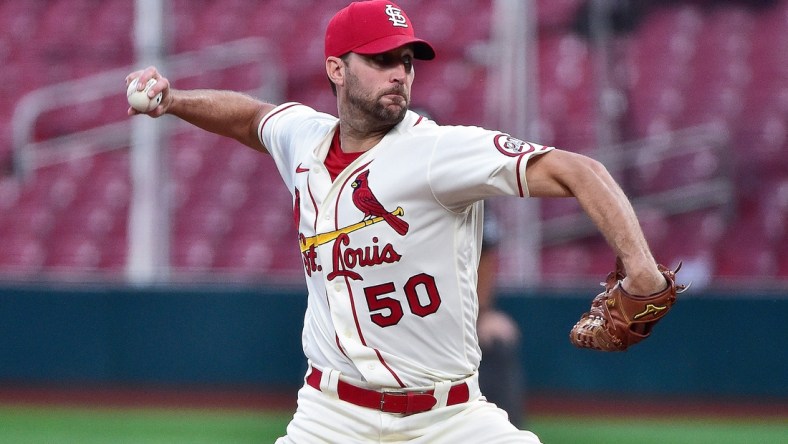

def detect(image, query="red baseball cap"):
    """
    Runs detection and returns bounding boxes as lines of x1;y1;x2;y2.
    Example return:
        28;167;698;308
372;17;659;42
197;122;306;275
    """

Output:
325;1;436;60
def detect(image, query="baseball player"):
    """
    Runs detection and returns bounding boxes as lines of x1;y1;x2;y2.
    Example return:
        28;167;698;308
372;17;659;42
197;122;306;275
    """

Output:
126;1;670;442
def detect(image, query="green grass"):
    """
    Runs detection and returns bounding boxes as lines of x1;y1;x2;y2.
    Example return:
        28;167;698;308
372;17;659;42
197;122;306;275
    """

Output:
0;406;290;444
0;405;785;444
529;416;788;444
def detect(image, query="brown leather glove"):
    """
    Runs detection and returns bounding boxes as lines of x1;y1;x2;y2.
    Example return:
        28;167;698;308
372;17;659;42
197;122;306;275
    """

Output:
569;258;688;351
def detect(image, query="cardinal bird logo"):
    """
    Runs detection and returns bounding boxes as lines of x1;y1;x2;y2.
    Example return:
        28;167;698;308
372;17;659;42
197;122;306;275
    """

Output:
351;170;409;236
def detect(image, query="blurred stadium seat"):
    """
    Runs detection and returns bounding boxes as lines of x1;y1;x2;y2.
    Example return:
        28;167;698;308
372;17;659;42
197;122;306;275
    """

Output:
2;0;786;283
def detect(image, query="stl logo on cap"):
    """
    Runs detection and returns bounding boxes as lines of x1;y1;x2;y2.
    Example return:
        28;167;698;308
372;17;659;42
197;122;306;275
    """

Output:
324;0;436;60
385;4;408;28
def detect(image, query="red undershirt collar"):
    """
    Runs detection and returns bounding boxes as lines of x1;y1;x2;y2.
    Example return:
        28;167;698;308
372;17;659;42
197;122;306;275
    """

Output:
324;128;363;181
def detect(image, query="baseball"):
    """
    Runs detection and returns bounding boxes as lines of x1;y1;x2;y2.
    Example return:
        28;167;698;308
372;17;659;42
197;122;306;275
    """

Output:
126;77;162;112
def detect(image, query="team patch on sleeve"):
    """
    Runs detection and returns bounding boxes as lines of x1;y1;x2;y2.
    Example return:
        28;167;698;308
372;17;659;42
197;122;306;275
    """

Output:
493;134;550;157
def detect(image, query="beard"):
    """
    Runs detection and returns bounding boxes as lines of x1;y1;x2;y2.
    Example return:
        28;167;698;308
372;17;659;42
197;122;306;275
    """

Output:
344;69;409;126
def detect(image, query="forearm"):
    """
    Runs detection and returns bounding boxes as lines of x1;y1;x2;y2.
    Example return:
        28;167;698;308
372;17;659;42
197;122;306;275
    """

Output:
572;161;658;282
168;88;273;152
527;150;664;293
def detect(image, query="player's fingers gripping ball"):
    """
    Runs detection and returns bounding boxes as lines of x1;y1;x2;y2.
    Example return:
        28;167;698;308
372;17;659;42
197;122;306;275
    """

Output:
569;257;688;351
127;77;162;112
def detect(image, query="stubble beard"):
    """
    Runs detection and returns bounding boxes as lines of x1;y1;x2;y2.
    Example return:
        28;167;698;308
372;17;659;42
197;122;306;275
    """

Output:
345;70;409;127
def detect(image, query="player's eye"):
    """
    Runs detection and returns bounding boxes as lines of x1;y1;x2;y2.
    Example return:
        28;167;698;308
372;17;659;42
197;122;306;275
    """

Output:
372;54;394;66
402;56;413;73
370;54;413;74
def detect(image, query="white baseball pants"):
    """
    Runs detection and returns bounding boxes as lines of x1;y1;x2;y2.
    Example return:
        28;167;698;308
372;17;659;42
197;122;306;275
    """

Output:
275;374;542;443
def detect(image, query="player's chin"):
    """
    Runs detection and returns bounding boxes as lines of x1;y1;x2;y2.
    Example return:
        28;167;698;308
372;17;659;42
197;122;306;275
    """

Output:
379;106;407;124
381;93;408;106
383;98;409;114
371;98;408;123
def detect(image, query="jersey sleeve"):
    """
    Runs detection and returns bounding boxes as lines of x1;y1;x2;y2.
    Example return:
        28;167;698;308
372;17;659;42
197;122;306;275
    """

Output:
427;125;554;210
257;102;336;186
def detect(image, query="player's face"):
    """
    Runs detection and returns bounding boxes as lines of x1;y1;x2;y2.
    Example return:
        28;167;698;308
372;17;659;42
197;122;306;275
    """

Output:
344;47;415;125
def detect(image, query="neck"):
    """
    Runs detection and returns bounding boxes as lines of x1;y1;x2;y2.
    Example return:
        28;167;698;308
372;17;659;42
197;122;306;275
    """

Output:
337;120;391;153
336;93;406;153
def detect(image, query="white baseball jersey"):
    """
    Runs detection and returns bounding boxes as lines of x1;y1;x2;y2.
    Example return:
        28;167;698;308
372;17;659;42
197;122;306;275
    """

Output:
259;102;553;390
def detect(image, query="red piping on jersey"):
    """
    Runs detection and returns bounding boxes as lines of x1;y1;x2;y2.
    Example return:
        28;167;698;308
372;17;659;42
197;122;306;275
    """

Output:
324;287;350;359
344;279;365;346
335;334;349;359
332;161;405;387
374;349;405;387
515;153;527;197
514;146;553;197
414;115;424;126
333;161;374;348
307;180;319;231
259;103;301;143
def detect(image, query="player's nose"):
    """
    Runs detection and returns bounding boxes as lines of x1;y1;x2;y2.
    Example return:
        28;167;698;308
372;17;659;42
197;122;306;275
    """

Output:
389;63;409;84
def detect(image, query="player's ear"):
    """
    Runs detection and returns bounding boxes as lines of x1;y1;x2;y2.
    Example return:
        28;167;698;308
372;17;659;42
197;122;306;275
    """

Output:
326;56;345;90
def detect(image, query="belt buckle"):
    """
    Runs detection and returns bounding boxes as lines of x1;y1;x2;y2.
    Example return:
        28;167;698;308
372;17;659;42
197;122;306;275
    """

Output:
380;389;435;415
379;389;406;411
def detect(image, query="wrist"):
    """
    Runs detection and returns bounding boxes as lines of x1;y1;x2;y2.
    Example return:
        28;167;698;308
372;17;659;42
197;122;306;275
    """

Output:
621;271;667;296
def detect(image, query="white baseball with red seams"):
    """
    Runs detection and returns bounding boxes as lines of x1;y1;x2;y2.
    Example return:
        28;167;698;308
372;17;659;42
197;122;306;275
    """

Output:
260;102;553;390
126;77;162;112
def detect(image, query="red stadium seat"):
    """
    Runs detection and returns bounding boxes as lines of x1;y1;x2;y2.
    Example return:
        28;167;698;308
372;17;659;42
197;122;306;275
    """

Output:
1;0;786;285
212;233;273;273
0;235;46;272
43;234;103;270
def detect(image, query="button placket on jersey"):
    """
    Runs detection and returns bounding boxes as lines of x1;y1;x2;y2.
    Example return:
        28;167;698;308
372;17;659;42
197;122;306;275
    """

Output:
303;145;402;386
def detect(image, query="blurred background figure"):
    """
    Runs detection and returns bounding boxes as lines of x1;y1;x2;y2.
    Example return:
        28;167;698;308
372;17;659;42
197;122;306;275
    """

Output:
477;204;526;427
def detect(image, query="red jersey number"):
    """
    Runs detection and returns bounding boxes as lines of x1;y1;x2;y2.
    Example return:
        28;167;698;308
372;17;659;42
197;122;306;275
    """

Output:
363;273;442;327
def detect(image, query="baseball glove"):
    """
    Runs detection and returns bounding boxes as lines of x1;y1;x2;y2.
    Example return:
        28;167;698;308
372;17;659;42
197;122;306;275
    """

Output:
569;258;687;352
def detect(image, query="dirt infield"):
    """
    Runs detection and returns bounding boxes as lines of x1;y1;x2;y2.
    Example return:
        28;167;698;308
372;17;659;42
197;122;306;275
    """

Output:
0;385;784;419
